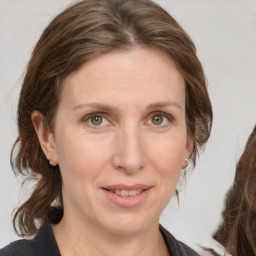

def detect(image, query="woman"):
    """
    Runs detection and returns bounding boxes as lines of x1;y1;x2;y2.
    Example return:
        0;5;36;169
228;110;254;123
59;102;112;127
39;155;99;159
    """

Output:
202;126;256;256
212;126;256;255
0;0;212;255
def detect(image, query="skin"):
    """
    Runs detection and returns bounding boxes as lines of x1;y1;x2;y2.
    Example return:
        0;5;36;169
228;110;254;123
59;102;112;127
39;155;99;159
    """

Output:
32;47;192;256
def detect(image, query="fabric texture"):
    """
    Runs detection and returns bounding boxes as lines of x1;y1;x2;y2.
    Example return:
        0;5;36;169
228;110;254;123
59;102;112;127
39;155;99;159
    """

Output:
0;222;61;256
160;225;199;256
198;238;232;256
1;224;199;256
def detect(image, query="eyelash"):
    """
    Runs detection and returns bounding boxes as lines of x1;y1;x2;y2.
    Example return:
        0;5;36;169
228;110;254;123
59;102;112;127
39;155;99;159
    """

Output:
82;111;174;128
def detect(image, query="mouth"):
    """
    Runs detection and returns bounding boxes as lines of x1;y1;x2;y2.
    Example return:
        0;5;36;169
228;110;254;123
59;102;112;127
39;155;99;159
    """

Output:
103;188;144;197
101;184;152;207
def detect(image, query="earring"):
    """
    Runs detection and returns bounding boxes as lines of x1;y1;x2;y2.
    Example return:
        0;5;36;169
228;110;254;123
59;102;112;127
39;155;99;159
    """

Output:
184;158;188;169
49;160;54;166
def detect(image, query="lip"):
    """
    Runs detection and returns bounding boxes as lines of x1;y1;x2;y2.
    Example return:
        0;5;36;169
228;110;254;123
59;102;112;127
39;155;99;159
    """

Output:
102;184;152;190
101;184;152;208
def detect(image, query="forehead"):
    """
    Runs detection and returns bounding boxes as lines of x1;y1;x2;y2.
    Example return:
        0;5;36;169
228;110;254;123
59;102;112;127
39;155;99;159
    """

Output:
60;48;185;108
67;48;181;80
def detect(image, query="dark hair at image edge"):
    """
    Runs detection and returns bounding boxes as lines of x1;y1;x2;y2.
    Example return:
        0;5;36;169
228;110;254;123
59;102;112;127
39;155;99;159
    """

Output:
11;0;212;236
213;125;256;255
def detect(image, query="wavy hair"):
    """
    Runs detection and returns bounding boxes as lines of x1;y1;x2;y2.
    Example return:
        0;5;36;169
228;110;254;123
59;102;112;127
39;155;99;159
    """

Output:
214;126;256;255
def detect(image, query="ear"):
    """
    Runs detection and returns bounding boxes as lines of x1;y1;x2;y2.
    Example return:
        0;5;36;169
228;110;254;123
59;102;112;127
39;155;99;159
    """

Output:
181;136;194;169
31;111;58;166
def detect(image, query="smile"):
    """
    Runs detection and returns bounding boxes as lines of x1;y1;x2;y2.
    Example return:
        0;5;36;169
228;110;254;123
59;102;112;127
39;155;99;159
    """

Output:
102;184;152;208
109;189;143;197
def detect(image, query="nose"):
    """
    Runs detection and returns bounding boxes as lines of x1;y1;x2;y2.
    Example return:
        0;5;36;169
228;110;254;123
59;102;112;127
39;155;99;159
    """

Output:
111;127;146;174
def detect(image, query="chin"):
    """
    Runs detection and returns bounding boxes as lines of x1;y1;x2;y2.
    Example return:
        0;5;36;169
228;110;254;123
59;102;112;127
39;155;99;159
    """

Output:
101;212;154;236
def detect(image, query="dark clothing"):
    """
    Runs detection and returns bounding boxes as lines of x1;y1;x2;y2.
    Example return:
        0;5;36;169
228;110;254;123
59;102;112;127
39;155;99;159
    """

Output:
0;223;199;256
0;223;60;256
160;225;199;256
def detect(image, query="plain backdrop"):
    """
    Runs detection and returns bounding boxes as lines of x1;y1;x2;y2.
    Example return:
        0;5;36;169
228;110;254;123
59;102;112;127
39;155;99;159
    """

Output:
0;0;256;254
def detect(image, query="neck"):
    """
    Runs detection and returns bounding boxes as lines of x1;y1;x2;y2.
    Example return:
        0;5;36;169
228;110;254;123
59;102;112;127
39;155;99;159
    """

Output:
52;214;170;256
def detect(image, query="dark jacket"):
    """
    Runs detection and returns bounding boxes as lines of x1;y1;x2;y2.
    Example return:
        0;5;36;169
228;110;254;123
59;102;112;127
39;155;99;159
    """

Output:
0;224;199;256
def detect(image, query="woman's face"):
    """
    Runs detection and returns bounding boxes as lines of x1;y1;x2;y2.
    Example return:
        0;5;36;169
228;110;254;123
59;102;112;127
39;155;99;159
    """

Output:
43;48;192;235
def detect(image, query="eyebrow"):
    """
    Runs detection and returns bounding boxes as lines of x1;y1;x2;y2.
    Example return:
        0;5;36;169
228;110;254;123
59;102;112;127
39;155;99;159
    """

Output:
73;101;182;112
73;103;118;112
146;102;182;111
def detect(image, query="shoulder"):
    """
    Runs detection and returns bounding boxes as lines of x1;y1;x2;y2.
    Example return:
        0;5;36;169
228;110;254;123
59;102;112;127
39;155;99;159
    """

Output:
178;242;200;256
160;225;199;256
0;223;60;256
199;238;232;256
0;238;40;256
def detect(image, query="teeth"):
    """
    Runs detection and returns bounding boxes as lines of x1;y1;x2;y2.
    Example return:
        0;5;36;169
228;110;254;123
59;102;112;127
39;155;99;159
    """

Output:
115;190;121;195
110;189;143;196
121;190;129;196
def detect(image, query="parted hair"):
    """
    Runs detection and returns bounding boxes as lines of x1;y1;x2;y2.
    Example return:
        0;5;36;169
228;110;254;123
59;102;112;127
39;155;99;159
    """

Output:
214;126;256;255
12;0;212;236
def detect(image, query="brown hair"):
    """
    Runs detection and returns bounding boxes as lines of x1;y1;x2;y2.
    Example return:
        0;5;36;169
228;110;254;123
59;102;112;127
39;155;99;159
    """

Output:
12;0;212;236
214;126;256;255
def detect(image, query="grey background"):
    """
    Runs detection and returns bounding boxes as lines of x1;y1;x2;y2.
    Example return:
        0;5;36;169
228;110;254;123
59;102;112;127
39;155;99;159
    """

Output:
1;0;256;254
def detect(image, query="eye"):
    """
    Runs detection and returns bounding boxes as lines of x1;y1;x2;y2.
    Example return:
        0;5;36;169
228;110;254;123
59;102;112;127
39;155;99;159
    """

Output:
84;113;110;127
151;115;164;125
148;112;172;126
90;116;104;126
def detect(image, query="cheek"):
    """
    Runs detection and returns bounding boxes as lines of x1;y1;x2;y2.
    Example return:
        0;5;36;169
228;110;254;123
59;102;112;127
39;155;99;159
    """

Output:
147;135;187;175
55;136;112;205
146;133;187;198
55;132;111;180
146;137;185;211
